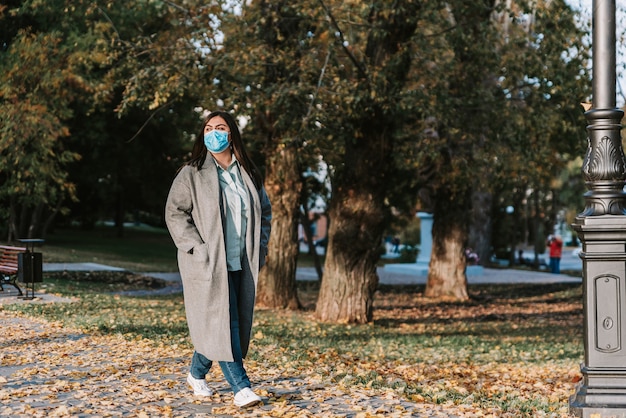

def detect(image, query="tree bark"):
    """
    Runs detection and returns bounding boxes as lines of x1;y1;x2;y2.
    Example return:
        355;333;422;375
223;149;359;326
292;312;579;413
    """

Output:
313;1;420;323
425;204;469;300
315;189;383;323
424;0;496;299
41;199;64;239
468;189;493;265
256;145;302;310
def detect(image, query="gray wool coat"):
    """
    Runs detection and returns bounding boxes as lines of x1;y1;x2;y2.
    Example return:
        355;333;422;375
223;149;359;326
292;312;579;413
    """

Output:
164;158;271;362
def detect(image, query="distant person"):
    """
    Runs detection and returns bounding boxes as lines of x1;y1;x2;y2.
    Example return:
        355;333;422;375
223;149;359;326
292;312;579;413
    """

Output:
517;249;525;265
391;237;400;253
165;111;272;408
546;235;563;274
465;248;479;265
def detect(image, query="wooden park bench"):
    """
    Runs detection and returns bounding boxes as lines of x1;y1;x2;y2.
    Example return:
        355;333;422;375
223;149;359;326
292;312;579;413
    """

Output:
0;245;26;296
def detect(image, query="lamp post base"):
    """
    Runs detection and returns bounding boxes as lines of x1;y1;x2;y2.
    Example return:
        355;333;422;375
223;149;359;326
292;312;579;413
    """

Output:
570;215;626;417
570;403;626;417
570;365;626;417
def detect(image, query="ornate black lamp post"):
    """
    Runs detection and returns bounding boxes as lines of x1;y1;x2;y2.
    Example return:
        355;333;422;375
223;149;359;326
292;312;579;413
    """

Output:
570;0;626;416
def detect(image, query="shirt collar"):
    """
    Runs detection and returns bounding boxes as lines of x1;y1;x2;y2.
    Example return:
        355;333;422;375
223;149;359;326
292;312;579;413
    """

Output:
212;155;239;172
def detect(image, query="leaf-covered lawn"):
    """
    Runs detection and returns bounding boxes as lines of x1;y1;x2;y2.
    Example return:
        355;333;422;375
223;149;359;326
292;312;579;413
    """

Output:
0;274;583;417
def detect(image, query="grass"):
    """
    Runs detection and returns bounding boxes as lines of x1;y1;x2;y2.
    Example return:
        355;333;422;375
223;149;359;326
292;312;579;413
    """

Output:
0;227;585;415
26;225;179;272
30;225;327;271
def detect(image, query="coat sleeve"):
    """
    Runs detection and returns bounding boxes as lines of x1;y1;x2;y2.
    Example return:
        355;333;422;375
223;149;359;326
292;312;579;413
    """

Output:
165;168;204;253
259;186;272;268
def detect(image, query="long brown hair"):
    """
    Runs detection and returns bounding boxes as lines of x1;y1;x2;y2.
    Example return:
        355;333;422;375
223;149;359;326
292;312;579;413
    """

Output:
187;111;263;190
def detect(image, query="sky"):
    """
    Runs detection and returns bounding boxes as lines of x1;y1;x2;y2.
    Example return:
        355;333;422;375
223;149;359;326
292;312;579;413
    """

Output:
567;0;626;106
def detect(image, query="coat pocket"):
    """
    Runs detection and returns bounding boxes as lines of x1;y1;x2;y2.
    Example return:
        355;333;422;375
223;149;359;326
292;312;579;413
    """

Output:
190;243;210;263
178;243;214;283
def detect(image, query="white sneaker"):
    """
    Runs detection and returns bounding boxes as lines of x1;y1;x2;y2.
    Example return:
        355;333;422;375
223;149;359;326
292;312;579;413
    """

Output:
233;387;262;407
187;373;213;396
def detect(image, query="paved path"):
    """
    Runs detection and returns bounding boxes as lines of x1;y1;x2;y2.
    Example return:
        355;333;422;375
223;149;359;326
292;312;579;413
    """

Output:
0;261;582;417
0;310;476;417
0;261;581;304
45;261;583;286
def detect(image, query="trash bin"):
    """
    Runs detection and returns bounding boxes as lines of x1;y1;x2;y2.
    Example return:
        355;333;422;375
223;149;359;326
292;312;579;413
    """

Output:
18;252;43;283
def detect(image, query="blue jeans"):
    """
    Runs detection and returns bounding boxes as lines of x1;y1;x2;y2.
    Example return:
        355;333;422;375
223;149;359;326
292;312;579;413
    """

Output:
189;270;251;394
550;257;561;274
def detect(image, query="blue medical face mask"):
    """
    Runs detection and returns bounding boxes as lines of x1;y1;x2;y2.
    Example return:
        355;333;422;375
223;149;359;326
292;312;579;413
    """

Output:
203;130;230;153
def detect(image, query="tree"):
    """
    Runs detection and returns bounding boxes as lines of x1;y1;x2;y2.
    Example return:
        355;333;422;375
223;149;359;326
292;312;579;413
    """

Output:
0;0;205;238
72;1;217;233
313;0;432;323
413;0;590;299
216;0;333;309
490;0;591;259
0;0;591;320
0;28;82;240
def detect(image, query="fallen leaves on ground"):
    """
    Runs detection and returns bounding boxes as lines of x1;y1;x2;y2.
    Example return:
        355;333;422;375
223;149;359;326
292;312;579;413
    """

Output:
0;311;461;417
0;281;583;417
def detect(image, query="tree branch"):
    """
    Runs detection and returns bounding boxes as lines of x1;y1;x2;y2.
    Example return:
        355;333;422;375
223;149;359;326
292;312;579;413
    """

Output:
97;7;122;40
618;76;626;107
316;0;369;80
300;47;331;131
126;101;173;143
162;0;189;14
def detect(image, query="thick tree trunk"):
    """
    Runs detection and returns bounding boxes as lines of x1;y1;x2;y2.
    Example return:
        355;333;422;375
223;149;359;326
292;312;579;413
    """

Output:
532;192;546;268
27;203;44;239
41;199;63;239
468;189;493;265
313;0;421;323
315;190;383;323
425;205;469;300
257;145;301;310
436;0;498;280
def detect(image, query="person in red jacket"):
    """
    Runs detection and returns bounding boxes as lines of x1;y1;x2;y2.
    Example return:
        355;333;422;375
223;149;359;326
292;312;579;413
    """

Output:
546;235;563;274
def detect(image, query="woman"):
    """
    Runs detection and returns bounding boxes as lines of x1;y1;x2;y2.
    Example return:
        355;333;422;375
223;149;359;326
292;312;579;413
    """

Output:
165;110;271;407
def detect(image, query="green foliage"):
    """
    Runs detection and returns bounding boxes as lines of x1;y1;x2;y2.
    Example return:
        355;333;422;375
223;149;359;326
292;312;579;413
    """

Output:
217;0;328;157
0;0;210;235
0;0;595;317
0;27;83;238
96;2;223;116
398;216;422;247
490;6;585;283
